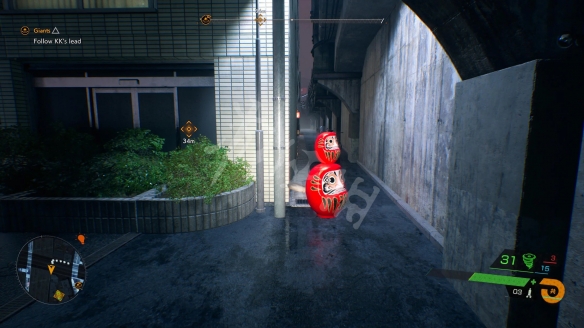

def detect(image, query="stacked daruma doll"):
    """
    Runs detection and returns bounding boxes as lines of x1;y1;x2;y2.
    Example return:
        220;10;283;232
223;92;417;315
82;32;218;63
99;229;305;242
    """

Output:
305;132;348;218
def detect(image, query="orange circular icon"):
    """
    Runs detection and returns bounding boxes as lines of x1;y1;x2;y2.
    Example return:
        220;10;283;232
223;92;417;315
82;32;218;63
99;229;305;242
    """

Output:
200;14;212;25
77;233;86;245
539;278;565;304
20;26;30;36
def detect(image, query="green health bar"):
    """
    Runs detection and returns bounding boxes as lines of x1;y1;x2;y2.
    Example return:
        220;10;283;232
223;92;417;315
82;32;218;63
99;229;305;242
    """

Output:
427;269;530;287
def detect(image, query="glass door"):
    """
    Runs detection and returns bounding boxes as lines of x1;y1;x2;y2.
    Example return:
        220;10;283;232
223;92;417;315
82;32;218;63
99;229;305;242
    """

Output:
92;88;178;151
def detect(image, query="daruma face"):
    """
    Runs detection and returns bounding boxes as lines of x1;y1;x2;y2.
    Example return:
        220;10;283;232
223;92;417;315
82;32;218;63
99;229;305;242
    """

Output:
315;132;340;163
322;169;345;195
306;163;348;219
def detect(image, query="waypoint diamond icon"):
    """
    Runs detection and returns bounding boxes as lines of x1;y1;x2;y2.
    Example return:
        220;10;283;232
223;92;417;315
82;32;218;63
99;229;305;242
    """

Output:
53;290;65;302
255;14;266;26
181;121;197;138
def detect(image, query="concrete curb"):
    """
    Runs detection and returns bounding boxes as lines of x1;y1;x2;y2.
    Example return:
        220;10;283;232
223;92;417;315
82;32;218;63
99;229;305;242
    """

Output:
356;161;444;252
0;183;255;234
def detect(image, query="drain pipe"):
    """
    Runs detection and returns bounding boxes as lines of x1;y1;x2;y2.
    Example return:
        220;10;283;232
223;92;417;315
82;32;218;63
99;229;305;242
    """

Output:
273;0;286;218
255;0;265;213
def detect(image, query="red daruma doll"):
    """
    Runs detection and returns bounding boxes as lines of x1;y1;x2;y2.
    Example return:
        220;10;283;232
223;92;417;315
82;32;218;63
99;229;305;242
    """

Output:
315;132;340;164
305;163;348;218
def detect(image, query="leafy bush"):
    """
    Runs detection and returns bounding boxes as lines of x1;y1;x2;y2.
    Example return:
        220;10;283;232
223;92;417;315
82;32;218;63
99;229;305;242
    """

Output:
0;127;251;200
103;128;165;156
163;135;253;202
86;129;166;197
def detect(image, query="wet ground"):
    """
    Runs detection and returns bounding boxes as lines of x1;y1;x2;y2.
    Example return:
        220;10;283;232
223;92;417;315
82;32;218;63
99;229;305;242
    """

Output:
1;146;485;327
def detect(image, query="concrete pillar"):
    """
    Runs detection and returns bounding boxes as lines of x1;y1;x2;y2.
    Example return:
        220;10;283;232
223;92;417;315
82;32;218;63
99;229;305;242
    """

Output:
272;0;285;218
339;103;356;162
443;60;584;328
348;111;359;138
254;0;265;213
559;129;584;328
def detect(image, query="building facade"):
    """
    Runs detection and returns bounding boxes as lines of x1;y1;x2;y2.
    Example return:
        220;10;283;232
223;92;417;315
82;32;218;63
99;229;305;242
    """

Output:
0;0;297;203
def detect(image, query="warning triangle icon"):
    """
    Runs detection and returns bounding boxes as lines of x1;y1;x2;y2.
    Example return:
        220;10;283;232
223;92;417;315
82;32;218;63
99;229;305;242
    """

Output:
48;264;55;275
52;27;59;35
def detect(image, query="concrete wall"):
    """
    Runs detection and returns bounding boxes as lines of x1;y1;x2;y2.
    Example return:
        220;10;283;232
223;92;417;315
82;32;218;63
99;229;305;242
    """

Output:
559;131;584;328
443;61;537;328
359;2;460;234
444;59;584;328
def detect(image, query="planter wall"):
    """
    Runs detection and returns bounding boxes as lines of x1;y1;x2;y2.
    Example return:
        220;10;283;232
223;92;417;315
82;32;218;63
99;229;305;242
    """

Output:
0;182;255;234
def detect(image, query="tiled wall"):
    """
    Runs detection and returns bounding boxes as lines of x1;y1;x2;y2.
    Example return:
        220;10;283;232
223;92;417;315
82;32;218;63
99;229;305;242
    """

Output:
0;182;255;233
0;0;262;58
215;55;290;203
0;60;29;127
0;0;292;202
212;0;291;203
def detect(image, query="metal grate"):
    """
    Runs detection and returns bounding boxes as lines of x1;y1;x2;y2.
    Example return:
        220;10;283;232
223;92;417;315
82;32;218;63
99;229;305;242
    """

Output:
289;189;310;208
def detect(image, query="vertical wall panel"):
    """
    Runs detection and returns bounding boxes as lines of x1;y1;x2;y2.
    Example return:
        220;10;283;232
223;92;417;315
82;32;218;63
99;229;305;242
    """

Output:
359;3;460;234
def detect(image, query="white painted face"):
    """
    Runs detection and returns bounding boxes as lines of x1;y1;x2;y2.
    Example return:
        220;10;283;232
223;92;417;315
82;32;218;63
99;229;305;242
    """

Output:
324;135;339;150
322;169;345;195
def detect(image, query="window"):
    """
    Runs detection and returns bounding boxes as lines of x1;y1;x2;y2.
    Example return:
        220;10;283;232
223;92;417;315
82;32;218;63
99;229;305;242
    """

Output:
13;0;77;9
3;0;155;12
83;0;148;9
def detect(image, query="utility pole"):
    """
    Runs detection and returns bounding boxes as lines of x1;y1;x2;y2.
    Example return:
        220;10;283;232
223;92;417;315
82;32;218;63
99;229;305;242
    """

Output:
255;0;265;213
273;0;286;218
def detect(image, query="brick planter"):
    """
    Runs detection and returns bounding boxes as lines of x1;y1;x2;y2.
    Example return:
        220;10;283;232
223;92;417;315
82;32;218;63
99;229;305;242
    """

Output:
0;182;255;234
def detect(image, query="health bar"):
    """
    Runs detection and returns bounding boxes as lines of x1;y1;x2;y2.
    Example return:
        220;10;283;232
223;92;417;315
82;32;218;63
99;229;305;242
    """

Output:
427;269;530;287
468;273;530;287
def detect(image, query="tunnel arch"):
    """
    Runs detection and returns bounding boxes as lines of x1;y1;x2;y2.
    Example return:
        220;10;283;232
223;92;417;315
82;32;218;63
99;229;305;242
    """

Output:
402;0;584;79
316;79;360;114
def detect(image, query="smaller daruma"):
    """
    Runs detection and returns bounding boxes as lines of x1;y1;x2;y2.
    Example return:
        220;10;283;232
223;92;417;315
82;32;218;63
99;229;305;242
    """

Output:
305;163;348;219
315;132;340;164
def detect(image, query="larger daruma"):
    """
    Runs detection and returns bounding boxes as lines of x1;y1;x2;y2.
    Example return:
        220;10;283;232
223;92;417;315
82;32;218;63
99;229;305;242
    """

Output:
315;132;340;163
306;163;348;219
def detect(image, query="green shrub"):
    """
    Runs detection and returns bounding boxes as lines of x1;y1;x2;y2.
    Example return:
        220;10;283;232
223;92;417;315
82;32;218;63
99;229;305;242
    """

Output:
0;127;251;200
103;127;165;156
87;129;166;197
163;135;253;202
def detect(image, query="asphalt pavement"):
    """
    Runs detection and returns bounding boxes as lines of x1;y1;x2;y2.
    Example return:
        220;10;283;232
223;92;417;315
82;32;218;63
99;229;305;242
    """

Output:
1;138;485;327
